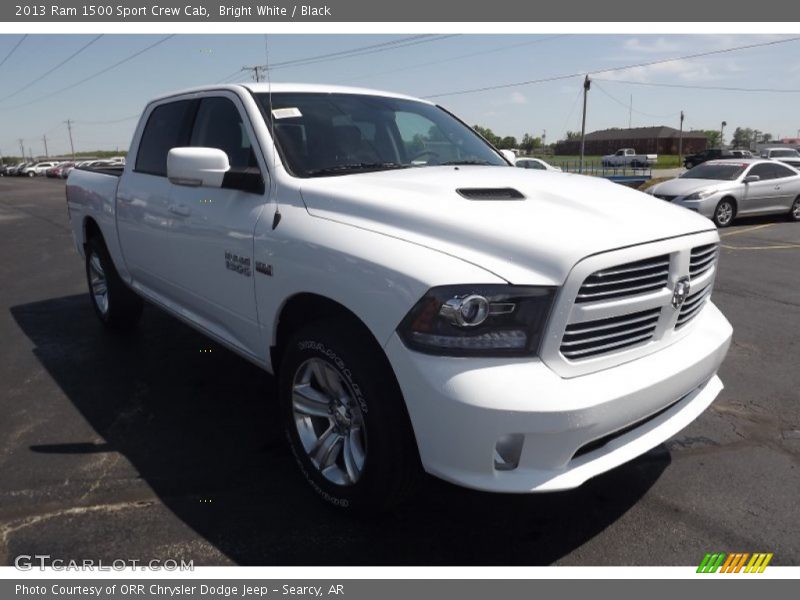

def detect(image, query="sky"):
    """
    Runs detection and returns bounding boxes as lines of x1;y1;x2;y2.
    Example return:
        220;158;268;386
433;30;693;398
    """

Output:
1;33;799;158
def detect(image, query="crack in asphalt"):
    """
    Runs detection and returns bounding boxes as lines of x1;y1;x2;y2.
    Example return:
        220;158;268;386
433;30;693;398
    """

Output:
0;500;156;564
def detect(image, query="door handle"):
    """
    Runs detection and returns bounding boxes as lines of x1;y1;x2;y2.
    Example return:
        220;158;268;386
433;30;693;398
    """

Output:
168;203;191;217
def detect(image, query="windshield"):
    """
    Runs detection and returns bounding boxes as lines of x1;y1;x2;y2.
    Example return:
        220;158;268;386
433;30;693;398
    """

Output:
771;149;799;157
255;92;507;177
681;163;746;181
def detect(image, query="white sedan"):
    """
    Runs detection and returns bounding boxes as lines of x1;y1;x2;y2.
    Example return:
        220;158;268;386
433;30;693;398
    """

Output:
646;159;800;227
515;157;562;171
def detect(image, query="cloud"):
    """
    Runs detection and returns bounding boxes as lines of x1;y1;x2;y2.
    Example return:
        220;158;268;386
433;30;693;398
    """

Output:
623;37;682;54
599;59;719;83
509;91;528;105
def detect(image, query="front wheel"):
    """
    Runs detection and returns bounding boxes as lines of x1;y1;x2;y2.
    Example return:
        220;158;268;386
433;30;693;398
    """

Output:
279;321;419;511
713;199;736;228
27;171;35;177
85;236;143;330
789;196;800;222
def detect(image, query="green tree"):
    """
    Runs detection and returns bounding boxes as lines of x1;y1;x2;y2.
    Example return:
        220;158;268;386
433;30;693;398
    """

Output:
497;136;518;150
472;125;500;146
731;127;754;149
520;133;542;154
699;130;722;148
565;131;581;141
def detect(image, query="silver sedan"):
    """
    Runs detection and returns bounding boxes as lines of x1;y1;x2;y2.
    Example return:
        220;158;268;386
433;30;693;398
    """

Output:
646;159;800;227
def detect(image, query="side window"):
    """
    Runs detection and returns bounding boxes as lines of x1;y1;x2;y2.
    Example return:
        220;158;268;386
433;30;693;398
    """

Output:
772;164;796;179
530;160;546;170
135;100;194;176
748;164;775;181
190;97;254;169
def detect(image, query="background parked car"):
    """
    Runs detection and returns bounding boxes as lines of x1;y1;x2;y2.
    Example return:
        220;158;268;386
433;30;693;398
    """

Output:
515;157;562;171
683;148;742;169
646;159;800;227
21;161;61;177
760;147;800;160
46;162;74;178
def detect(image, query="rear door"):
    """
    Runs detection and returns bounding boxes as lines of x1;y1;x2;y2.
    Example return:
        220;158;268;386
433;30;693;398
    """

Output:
166;93;269;358
117;98;196;295
770;163;799;211
741;163;778;215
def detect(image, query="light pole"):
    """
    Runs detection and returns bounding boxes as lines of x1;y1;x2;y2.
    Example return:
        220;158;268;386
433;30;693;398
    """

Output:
719;121;727;149
678;110;684;168
579;75;591;173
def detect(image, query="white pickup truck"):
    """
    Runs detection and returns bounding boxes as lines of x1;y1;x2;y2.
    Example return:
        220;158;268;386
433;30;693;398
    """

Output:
66;83;732;511
602;148;658;168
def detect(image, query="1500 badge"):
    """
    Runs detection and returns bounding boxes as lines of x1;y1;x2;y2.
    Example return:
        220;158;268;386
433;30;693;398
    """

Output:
225;251;251;277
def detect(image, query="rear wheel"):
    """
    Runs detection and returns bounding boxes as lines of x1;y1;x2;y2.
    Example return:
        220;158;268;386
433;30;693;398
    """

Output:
789;196;800;222
279;321;419;512
712;198;736;228
85;236;143;330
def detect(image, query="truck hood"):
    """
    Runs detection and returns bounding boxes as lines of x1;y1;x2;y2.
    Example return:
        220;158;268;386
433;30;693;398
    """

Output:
298;166;715;285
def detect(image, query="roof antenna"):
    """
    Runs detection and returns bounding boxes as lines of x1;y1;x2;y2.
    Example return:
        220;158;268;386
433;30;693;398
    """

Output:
264;33;281;230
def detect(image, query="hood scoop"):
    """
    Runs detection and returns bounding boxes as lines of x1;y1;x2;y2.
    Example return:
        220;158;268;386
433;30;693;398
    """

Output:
456;187;525;201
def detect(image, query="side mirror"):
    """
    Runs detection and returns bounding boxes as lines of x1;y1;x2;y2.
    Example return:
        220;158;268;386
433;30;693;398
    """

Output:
743;175;760;183
167;147;229;188
500;149;516;165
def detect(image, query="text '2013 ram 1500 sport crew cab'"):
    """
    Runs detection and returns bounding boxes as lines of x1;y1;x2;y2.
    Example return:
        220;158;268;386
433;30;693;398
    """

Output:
66;84;733;511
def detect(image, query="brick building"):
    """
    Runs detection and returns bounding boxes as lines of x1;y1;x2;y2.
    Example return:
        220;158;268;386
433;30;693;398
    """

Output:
555;126;708;155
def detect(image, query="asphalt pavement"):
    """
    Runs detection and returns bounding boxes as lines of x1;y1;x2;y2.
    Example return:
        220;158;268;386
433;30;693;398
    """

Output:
0;176;798;566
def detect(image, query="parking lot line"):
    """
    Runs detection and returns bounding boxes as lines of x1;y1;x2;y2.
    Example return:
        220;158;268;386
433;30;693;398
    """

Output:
720;224;773;238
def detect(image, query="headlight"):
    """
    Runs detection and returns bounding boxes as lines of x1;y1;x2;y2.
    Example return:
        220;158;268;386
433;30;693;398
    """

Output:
684;189;717;201
397;284;556;357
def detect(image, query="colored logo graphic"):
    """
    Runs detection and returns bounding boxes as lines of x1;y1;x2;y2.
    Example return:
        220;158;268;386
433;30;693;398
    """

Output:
697;552;773;573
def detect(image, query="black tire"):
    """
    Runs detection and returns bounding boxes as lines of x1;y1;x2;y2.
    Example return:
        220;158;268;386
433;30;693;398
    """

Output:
27;171;35;177
84;235;143;330
279;320;419;512
789;196;800;222
712;198;736;228
685;161;694;170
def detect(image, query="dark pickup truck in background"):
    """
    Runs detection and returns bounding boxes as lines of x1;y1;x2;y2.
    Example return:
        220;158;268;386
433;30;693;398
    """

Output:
684;148;752;169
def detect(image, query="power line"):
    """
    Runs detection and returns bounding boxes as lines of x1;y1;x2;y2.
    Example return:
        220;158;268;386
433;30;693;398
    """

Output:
423;36;800;99
266;35;451;70
0;35;104;103
264;35;458;72
593;82;680;119
74;114;141;125
0;35;27;70
593;77;800;94
1;35;176;111
344;35;566;83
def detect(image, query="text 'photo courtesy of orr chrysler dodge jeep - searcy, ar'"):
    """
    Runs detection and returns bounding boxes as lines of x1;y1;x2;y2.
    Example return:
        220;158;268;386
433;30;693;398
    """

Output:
65;83;733;511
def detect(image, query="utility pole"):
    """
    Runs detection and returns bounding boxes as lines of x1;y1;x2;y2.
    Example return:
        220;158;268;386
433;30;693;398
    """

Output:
65;119;75;160
542;129;546;154
579;75;591;174
18;138;25;161
628;94;633;129
42;134;49;158
678;110;684;169
719;120;727;149
242;65;265;82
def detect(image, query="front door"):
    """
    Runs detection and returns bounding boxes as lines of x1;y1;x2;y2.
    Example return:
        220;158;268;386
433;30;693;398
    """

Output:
166;94;270;358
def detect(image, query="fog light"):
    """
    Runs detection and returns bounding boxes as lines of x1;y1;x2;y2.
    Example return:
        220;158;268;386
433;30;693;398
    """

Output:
494;434;524;471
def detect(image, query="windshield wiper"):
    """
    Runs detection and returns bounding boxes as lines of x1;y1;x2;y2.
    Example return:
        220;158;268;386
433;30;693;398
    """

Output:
440;159;496;166
306;162;410;177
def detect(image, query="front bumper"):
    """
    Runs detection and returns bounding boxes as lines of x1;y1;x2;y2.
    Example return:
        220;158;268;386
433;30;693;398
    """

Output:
385;302;732;493
671;196;719;218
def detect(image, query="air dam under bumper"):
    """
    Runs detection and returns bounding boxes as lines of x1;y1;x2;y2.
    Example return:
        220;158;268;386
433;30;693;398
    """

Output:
385;301;732;493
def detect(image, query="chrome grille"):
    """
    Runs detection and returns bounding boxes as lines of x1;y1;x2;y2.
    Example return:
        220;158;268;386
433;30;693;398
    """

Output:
575;255;670;303
676;285;711;329
690;244;718;279
560;308;660;359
